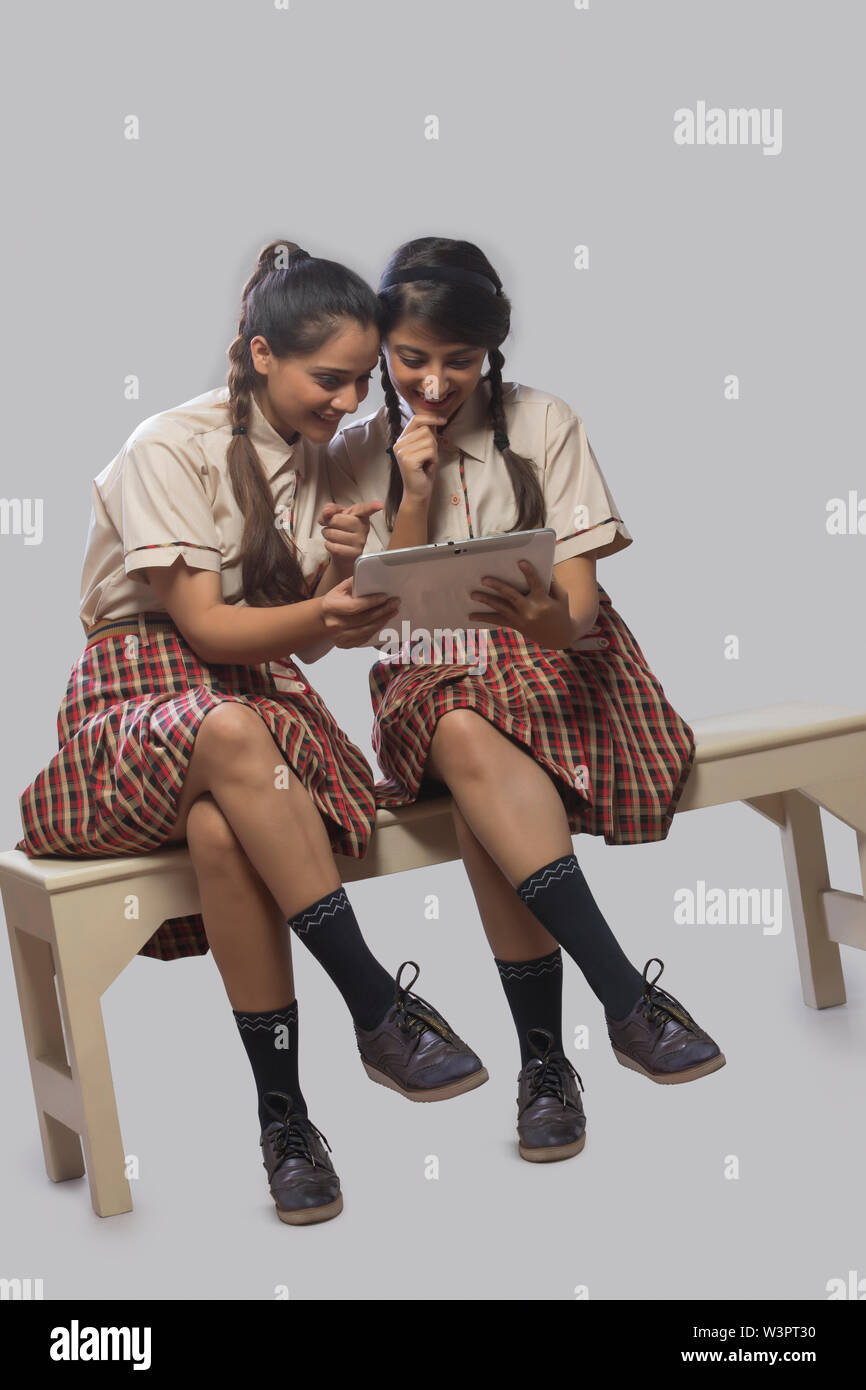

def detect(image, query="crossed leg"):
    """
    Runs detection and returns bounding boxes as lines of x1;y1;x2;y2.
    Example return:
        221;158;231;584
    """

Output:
161;702;342;1010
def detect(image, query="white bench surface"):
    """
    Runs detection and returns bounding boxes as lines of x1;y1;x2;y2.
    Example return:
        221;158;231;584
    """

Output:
2;700;865;893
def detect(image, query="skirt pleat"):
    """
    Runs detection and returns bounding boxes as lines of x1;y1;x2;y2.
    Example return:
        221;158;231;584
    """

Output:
368;584;696;845
16;623;376;961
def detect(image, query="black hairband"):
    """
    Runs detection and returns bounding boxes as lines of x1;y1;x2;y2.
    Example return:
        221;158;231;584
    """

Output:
380;266;498;295
231;424;247;435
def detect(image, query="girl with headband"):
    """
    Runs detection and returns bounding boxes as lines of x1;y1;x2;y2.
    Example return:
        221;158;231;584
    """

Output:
15;240;487;1226
326;236;725;1165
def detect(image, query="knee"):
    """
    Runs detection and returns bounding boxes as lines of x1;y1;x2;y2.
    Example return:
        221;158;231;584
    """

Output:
196;701;266;763
430;710;490;778
185;793;243;866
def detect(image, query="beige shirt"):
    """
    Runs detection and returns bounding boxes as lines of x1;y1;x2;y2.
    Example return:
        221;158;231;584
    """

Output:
79;386;334;633
325;378;633;563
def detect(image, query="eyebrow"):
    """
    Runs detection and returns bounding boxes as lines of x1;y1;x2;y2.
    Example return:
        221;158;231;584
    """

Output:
312;361;380;375
394;343;479;353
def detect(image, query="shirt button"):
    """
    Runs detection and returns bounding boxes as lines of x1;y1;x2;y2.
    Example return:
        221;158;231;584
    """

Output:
450;494;460;506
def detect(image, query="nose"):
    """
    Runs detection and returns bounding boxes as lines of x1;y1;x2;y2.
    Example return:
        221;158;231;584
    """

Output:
331;385;359;413
425;369;450;398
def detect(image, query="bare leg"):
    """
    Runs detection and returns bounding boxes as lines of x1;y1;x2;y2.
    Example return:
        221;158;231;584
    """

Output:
160;702;399;1033
450;801;559;961
426;710;646;1025
184;793;296;1012
426;710;574;884
162;703;341;918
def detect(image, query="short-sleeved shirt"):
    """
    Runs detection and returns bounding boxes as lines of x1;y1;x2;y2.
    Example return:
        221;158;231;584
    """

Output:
79;386;334;632
325;378;633;563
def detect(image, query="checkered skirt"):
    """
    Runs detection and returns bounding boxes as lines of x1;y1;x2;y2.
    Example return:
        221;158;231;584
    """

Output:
16;620;376;961
369;584;696;845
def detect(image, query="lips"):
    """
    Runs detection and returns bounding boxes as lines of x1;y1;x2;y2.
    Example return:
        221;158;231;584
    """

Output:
416;390;452;406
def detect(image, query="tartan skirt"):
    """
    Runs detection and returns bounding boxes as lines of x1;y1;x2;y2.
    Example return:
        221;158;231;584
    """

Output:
369;584;696;845
15;613;376;961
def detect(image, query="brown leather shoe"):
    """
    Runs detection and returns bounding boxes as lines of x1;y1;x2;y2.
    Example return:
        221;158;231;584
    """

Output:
260;1092;343;1225
354;961;489;1102
606;958;726;1084
517;1028;587;1163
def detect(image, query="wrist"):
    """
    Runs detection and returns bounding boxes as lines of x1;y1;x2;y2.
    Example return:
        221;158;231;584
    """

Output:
332;556;355;583
544;614;584;650
398;493;431;517
312;596;330;634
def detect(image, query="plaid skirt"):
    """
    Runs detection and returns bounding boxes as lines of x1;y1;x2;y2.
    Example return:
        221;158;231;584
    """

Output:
16;613;376;961
369;584;696;845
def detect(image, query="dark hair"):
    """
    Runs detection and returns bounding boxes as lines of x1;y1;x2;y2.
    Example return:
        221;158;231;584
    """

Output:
227;239;381;607
377;237;545;533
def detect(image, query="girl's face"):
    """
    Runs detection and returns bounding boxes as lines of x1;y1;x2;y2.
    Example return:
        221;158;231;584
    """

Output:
251;318;380;443
382;318;488;422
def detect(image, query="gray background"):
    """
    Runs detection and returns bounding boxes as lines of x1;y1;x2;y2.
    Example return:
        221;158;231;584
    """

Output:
2;0;864;1300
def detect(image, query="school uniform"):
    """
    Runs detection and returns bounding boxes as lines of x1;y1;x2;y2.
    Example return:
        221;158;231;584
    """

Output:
326;378;697;845
16;386;376;961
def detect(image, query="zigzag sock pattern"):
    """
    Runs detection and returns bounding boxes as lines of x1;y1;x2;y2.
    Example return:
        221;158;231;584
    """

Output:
516;854;580;905
232;999;306;1129
234;1000;299;1034
515;852;645;1021
495;950;564;982
288;886;351;936
287;885;395;1030
493;947;564;1065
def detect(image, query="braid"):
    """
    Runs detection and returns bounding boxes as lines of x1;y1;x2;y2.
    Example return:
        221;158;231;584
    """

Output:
221;237;380;607
380;352;408;532
225;266;309;607
485;347;545;532
376;239;547;537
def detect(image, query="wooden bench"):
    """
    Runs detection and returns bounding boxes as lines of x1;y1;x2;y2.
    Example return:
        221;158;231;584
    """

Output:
2;700;865;1219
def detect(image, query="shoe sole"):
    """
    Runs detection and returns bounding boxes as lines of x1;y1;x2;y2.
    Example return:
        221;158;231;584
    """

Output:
275;1192;344;1226
611;1048;727;1084
519;1131;587;1163
361;1059;489;1102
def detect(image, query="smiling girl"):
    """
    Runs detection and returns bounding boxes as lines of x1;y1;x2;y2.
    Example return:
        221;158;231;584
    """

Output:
326;237;725;1164
15;240;486;1224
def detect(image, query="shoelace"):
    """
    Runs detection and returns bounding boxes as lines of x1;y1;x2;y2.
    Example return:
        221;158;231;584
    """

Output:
393;961;456;1047
262;1094;332;1169
637;958;705;1035
528;1051;584;1110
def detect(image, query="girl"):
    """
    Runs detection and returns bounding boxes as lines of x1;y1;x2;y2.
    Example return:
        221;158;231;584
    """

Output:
326;237;725;1164
15;239;487;1226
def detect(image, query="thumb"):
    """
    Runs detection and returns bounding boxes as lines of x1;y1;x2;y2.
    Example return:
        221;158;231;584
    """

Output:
347;499;385;519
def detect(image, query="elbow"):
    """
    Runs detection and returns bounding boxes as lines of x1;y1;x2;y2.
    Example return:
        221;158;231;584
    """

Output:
571;598;600;639
179;623;223;666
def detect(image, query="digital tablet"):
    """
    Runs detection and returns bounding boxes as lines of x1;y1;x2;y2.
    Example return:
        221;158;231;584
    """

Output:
353;528;557;637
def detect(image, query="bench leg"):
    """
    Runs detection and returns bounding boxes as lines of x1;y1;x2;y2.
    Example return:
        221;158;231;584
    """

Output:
779;790;845;1009
52;962;133;1218
6;925;86;1183
6;910;133;1217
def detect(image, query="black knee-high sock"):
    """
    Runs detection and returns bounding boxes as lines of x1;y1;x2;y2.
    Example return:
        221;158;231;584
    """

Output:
516;853;645;1020
233;999;307;1130
494;947;565;1065
288;885;395;1030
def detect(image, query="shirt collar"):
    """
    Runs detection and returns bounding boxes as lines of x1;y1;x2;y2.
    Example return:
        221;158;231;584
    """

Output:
245;389;306;479
397;377;492;465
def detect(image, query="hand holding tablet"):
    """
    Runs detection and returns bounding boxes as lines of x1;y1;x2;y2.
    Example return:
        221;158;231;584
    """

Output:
353;528;557;638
